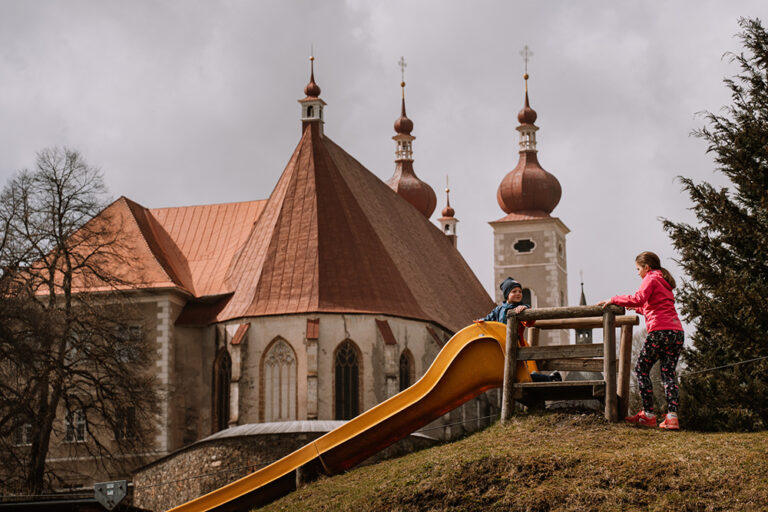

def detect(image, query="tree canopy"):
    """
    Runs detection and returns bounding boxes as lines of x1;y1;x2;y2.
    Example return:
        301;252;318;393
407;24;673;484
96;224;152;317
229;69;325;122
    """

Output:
0;148;157;493
664;17;768;431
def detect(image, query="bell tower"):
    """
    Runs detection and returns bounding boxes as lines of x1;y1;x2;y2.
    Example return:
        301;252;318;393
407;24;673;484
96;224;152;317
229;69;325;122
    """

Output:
490;48;569;346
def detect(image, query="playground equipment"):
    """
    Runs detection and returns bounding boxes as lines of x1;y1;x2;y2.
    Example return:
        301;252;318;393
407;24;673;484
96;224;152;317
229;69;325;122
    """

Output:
170;304;634;512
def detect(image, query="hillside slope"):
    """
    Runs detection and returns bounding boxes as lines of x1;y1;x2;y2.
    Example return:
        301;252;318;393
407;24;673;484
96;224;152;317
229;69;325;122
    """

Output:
260;413;768;512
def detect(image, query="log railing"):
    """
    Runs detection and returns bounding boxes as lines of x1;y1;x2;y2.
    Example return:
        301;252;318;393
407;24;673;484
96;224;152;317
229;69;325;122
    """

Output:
500;304;637;423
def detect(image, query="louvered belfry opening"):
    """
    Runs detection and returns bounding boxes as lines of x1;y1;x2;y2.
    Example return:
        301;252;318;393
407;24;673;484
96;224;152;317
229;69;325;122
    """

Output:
334;340;360;420
212;348;232;432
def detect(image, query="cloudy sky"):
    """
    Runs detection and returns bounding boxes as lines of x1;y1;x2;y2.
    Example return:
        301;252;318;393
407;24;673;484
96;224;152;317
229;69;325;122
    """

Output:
0;1;763;328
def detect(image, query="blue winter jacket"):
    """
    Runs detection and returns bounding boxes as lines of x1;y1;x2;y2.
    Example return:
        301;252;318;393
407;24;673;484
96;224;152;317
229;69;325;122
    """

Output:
483;300;530;324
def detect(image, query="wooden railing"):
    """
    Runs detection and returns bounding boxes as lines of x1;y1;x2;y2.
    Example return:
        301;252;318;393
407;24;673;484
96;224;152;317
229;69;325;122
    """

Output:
500;304;638;423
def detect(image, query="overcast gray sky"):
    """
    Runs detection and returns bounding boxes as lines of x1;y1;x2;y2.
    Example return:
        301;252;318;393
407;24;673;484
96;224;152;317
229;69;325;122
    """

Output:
0;1;763;326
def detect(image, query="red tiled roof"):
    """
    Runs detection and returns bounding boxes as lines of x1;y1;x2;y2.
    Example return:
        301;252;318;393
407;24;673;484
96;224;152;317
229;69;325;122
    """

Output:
217;123;493;332
150;200;266;296
375;319;397;346
67;123;492;332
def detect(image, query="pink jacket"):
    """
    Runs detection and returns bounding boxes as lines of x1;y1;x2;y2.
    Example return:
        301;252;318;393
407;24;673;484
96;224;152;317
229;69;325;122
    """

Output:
611;270;683;332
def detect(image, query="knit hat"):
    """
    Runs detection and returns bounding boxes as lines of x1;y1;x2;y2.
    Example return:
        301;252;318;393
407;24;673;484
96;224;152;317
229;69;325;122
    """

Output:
500;277;522;302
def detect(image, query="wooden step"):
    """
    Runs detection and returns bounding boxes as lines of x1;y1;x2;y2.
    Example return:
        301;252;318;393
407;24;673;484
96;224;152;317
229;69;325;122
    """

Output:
513;380;606;401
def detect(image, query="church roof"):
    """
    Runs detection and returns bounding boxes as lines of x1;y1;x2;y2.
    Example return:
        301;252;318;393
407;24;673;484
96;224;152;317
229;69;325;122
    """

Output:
217;122;492;331
72;125;491;333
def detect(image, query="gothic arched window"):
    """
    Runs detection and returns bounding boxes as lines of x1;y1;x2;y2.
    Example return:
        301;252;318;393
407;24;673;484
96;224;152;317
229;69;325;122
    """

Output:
399;349;415;392
262;338;297;422
212;348;231;433
334;340;361;420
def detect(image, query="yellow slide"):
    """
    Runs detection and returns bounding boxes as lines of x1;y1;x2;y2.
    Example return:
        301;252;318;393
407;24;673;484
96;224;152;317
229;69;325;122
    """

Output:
170;321;528;512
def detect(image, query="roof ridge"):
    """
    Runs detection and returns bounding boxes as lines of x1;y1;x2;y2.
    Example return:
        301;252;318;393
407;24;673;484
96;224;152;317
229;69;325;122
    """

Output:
121;197;194;294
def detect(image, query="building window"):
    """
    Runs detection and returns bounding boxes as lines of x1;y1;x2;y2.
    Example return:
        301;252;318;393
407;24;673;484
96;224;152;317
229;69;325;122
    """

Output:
522;288;533;307
65;410;86;443
212;348;231;433
399;350;415;392
334;340;360;420
307;105;314;118
513;239;535;253
114;407;136;440
262;338;297;422
13;423;32;446
116;325;142;362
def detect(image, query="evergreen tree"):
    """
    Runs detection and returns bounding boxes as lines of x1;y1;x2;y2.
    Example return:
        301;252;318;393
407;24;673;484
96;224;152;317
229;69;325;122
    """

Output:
663;17;768;431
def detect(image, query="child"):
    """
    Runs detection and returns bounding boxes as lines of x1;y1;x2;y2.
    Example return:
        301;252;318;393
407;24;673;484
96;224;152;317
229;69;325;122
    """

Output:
477;277;561;382
597;251;684;430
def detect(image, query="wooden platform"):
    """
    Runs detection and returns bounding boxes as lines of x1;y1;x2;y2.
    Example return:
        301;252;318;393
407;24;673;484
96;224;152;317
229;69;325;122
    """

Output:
513;380;606;403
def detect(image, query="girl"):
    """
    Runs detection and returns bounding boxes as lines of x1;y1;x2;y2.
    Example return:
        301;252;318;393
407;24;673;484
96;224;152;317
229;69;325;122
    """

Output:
597;252;684;430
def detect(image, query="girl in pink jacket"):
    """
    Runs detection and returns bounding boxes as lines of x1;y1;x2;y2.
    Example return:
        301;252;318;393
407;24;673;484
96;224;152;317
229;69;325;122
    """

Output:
598;251;684;430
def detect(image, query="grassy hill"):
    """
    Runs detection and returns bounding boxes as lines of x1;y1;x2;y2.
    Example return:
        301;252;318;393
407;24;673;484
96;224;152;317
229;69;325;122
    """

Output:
260;412;768;512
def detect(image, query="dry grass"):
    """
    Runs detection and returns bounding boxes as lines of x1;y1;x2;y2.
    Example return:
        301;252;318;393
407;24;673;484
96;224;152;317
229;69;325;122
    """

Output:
260;412;768;512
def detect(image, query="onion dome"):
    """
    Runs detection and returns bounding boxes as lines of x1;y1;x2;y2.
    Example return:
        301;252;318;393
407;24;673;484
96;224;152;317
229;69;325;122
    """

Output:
304;56;321;98
394;82;414;135
497;75;561;217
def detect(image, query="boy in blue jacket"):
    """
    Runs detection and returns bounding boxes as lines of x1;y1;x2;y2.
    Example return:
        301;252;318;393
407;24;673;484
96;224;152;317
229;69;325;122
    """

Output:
478;277;561;383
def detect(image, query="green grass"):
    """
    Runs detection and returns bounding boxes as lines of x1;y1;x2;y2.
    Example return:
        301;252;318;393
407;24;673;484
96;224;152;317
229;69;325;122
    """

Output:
260;412;768;511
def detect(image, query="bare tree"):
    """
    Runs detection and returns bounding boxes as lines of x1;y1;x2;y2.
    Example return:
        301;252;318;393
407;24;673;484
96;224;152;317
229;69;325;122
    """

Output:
0;148;158;494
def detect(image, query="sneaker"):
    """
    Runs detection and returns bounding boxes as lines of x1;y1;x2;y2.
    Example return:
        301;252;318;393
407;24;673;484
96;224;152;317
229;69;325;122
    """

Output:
625;411;656;427
659;414;680;430
550;371;562;382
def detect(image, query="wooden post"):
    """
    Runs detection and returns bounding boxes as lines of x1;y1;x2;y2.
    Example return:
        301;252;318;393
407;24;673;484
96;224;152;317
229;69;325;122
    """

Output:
617;325;633;419
500;313;519;424
603;310;618;422
529;327;540;347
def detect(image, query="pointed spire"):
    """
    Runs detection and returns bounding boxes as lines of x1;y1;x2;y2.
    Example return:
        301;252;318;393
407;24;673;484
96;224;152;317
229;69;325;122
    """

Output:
299;54;326;133
441;183;455;218
394;80;413;135
387;57;436;218
304;55;321;98
496;51;562;218
438;176;458;246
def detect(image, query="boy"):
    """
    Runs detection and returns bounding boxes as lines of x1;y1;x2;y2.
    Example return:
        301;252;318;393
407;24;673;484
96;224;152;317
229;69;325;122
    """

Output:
478;277;561;382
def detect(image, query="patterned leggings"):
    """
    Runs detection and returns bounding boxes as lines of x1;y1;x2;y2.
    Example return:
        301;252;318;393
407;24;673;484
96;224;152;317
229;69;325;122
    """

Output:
636;330;684;413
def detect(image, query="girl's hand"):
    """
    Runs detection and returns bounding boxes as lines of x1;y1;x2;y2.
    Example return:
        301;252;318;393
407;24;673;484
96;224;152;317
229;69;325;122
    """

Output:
513;305;528;314
596;299;613;308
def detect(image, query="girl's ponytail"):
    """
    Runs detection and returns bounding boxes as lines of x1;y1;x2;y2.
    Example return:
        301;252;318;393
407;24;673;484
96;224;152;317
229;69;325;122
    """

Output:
636;251;676;289
659;267;676;289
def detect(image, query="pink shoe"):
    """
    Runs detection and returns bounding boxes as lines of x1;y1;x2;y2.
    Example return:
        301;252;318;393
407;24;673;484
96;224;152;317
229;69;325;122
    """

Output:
659;414;680;430
625;411;657;427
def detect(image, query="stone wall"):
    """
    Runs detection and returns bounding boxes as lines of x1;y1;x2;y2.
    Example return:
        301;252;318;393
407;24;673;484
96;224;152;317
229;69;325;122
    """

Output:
132;432;437;512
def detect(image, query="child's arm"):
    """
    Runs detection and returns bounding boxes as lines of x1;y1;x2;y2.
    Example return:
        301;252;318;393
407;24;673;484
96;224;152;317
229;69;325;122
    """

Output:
612;276;653;309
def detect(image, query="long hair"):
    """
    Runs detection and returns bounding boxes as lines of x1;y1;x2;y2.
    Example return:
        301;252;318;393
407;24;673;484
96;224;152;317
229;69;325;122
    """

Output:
635;251;676;289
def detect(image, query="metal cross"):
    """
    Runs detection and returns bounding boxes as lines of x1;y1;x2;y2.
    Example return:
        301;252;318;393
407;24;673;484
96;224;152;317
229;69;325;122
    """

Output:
520;45;533;75
398;56;407;82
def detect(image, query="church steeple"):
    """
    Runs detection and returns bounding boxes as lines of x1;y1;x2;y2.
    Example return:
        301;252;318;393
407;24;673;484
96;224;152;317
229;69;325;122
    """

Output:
496;62;562;218
576;275;593;344
438;177;458;247
298;55;326;136
386;57;436;218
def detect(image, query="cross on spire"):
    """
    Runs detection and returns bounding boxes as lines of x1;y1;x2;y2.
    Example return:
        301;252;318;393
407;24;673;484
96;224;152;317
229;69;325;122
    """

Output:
520;45;533;76
398;56;407;84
